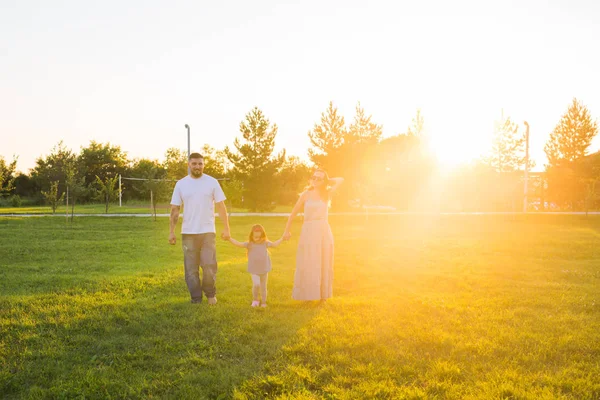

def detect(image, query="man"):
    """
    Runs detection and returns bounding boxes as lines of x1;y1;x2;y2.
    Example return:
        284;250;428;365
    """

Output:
169;153;231;305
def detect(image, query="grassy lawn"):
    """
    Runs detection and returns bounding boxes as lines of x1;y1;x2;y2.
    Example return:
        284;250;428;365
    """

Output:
1;215;599;399
0;203;292;215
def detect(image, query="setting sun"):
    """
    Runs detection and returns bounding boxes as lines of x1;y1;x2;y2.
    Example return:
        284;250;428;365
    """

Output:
427;129;493;167
420;107;495;167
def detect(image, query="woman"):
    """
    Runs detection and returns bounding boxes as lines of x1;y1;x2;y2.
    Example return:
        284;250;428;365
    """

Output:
283;170;344;301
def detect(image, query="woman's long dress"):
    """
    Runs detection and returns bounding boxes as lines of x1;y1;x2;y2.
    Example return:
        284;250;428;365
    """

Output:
292;198;334;300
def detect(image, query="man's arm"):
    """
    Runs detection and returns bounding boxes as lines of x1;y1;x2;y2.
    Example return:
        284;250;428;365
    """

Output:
215;201;231;240
169;205;180;245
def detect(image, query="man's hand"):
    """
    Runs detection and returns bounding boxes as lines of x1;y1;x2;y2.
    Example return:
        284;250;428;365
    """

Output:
169;232;177;245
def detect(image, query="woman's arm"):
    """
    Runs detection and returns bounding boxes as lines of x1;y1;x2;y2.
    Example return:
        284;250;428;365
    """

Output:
283;191;308;240
328;177;344;193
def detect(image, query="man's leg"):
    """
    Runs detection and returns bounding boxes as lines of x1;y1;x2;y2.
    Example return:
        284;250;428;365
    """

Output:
199;233;218;302
182;234;203;303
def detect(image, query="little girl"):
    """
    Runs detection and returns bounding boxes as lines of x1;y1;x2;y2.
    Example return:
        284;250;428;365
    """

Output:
226;224;284;307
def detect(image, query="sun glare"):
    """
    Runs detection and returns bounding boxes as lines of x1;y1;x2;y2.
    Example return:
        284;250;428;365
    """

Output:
426;127;492;168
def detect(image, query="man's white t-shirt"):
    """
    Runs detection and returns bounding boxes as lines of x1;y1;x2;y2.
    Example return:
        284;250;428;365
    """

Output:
170;174;227;234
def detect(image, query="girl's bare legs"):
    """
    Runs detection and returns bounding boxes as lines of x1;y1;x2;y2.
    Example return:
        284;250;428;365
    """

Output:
259;273;268;307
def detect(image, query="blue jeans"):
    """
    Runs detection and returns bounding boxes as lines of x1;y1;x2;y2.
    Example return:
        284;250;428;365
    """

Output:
182;233;218;302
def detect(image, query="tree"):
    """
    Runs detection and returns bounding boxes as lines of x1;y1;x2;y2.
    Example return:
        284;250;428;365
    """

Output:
129;158;164;202
484;111;529;172
276;156;312;206
163;145;227;182
544;99;598;209
94;175;120;214
66;174;88;221
30;141;76;196
41;181;64;214
342;103;384;207
145;177;171;220
407;108;425;137
221;179;243;208
347;102;383;145
63;158;89;221
0;155;18;197
79;141;129;193
307;101;346;172
584;178;599;215
200;144;227;178
129;159;170;220
224;107;285;211
368;133;430;210
545;98;598;167
13;173;36;199
164;148;188;181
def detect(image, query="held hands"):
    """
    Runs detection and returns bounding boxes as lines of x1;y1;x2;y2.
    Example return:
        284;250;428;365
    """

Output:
221;228;231;241
168;232;177;245
283;231;292;241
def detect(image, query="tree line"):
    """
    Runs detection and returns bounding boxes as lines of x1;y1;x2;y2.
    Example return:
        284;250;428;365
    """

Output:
0;98;598;213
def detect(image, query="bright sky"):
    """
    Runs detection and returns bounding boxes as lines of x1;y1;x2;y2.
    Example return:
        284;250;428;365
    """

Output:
2;0;599;172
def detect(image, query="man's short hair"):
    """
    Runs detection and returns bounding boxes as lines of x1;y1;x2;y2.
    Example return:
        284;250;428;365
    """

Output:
189;152;204;161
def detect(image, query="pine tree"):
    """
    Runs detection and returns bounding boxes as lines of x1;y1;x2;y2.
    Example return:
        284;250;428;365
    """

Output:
345;103;383;206
307;101;346;171
545;98;598;167
544;98;598;209
407;109;425;137
224;107;285;211
347;102;382;144
485;111;528;172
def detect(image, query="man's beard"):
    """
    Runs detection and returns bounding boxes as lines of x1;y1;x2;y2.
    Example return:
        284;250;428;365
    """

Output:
191;169;203;178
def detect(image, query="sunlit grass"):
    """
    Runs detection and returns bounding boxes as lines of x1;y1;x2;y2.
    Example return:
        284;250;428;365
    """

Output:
1;215;599;398
0;203;292;215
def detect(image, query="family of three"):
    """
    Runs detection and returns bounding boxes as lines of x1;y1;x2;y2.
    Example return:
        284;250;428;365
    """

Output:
168;153;344;307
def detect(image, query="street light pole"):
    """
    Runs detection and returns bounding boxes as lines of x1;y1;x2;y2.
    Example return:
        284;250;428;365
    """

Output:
523;121;530;213
185;124;190;175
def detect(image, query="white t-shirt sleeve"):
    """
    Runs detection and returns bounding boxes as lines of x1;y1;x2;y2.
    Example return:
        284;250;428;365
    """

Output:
170;182;183;206
213;180;227;203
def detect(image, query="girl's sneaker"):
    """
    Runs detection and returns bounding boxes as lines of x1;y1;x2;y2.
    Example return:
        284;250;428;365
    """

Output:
260;303;267;308
251;300;260;307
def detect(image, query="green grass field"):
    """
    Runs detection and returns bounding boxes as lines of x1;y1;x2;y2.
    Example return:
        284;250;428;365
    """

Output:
1;215;599;399
0;203;292;215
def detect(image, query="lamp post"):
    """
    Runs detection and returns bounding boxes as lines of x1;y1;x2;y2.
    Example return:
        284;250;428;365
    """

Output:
523;121;530;213
185;124;190;174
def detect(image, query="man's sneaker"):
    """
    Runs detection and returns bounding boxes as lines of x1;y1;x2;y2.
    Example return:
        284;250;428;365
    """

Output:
251;300;260;307
207;297;217;305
